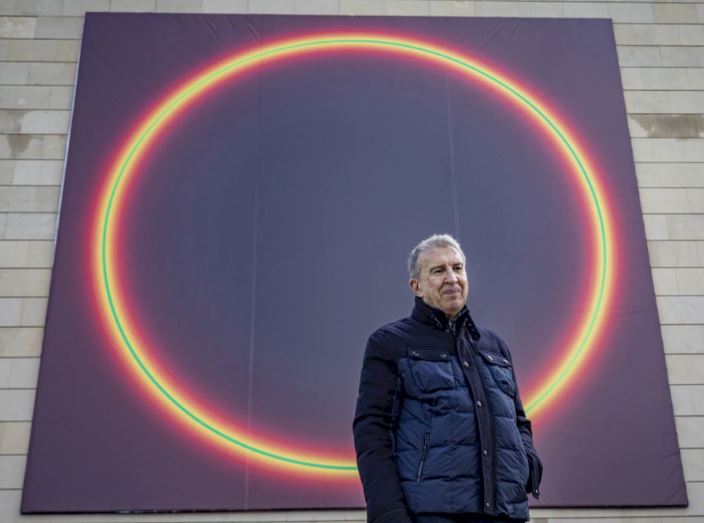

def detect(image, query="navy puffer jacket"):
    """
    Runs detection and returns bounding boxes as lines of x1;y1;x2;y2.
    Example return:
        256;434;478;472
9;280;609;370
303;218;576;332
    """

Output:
353;298;542;523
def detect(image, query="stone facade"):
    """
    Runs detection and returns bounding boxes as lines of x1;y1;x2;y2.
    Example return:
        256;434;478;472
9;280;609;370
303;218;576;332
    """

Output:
0;0;702;521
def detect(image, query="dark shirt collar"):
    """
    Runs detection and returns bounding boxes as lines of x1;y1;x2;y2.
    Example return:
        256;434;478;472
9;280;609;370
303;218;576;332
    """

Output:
411;296;480;340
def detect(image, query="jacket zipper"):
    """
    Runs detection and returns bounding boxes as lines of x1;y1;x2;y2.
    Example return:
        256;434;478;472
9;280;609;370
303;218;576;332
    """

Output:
416;432;431;482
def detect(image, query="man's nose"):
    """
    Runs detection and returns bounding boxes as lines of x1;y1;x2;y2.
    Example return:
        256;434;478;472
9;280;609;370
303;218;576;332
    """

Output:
444;270;459;283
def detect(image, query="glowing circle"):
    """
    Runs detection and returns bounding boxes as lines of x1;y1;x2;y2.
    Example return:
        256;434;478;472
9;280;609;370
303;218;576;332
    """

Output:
93;34;614;475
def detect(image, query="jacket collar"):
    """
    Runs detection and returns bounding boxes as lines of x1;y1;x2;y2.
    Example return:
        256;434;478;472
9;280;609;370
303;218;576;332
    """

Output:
411;297;481;340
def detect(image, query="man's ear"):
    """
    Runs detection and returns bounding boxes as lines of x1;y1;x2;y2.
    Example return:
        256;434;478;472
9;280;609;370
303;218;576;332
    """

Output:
409;278;422;297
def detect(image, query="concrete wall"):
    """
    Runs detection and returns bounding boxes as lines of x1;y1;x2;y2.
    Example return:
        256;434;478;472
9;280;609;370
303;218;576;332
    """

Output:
0;0;702;521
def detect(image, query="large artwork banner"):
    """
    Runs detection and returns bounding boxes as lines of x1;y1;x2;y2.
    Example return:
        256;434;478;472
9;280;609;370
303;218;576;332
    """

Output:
23;13;687;513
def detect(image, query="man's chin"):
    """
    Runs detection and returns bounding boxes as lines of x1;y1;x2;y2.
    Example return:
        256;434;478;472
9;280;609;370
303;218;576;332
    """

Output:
442;302;464;318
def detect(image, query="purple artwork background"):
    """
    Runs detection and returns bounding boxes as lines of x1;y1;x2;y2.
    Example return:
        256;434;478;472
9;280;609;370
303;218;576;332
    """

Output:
22;14;687;513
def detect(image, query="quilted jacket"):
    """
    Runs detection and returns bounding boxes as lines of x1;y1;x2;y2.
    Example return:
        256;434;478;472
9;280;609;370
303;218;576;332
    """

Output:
353;298;542;523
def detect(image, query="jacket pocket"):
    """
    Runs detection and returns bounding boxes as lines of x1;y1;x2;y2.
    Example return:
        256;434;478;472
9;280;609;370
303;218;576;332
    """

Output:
415;431;431;482
408;349;455;392
478;350;516;397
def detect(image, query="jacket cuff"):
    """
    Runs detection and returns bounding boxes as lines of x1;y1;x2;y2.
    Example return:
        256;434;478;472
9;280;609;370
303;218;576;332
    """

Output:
525;452;543;499
372;508;413;523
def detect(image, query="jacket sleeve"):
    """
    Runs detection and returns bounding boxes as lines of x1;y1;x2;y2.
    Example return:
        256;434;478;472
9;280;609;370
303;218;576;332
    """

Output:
353;331;412;523
496;335;543;499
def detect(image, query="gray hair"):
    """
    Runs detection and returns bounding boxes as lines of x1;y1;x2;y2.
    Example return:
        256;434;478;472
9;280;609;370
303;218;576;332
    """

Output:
407;234;465;279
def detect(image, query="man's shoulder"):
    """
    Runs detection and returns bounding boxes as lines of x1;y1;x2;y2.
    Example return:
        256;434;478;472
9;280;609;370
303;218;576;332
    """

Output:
368;316;417;344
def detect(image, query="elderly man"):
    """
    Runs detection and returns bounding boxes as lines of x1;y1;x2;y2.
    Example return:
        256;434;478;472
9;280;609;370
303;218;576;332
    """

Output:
353;234;542;523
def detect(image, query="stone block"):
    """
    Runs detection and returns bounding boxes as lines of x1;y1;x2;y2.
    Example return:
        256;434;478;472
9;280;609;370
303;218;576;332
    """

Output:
292;0;338;15
0;162;9;184
0;491;22;523
202;0;248;13
625;91;679;114
563;3;608;18
657;296;704;323
0;0;65;16
0;240;54;268
0;298;21;326
386;0;431;15
0;358;39;388
681;25;704;46
155;0;204;12
617;46;662;67
632;138;704;162
621;68;691;90
0;422;30;455
518;2;564;17
0;17;36;38
0;389;34;421
639;187;704;213
636;163;704;187
661;46;704;68
666;354;704;384
0;186;60;212
26;62;76;85
654;3;700;24
661;325;704;354
6;159;64;185
682;449;704;482
0;63;28;85
613;24;662;46
18;110;70;134
340;0;386;15
675;416;704;448
429;1;475;16
34;16;83;39
247;0;295;14
0;109;22;133
666;267;704;294
628;114;703;139
0;85;73;110
0;135;67;160
687;68;704;90
615;24;673;46
648;240;704;267
608;3;654;23
475;2;523;17
0;327;44;357
672;385;704;416
664;215;704;240
0;455;25;488
0;111;65;137
63;0;110;15
1;213;57;239
656;91;704;113
0;297;48;327
21;297;46;326
0;268;51;297
110;0;157;11
0;39;79;61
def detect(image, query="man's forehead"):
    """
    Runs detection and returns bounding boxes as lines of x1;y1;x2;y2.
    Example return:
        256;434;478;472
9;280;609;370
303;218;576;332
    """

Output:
419;246;465;267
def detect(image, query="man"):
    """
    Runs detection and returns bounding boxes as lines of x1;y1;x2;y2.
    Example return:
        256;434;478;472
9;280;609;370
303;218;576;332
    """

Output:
353;234;542;523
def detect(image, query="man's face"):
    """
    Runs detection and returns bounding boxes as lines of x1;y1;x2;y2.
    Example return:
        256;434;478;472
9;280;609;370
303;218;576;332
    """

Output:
410;246;468;318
